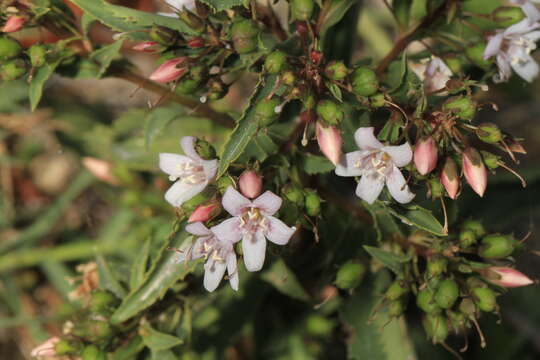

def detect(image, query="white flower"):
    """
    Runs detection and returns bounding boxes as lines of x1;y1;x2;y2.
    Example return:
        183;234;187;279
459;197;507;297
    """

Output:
484;19;540;83
159;136;218;207
214;187;296;272
511;0;540;22
182;222;239;292
335;127;415;204
411;57;452;94
159;0;196;17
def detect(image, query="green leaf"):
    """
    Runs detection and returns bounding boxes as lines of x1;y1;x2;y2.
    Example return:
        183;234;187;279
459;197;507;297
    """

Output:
96;254;127;298
29;60;61;111
129;238;151;291
302;154;335;175
363;246;410;276
411;0;428;22
144;106;184;150
326;81;343;102
80;13;97;36
151;350;177;360
236;132;279;163
140;321;183;351
111;224;196;324
261;259;310;302
388;205;447;236
363;202;404;243
385;55;408;92
217;75;278;177
68;0;197;39
319;0;357;40
90;39;125;78
199;0;245;11
110;335;145;360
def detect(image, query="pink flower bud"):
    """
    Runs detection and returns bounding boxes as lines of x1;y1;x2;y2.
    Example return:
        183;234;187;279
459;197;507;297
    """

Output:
149;57;188;83
82;157;119;185
462;147;487;197
188;200;221;223
440;157;460;199
239;170;263;199
316;122;342;166
30;336;60;358
132;41;159;52
414;137;438;175
188;37;205;48
484;267;534;288
2;15;26;33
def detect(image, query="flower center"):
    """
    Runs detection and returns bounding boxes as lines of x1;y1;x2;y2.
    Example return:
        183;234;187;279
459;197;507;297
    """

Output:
509;36;537;66
169;161;205;184
239;207;268;234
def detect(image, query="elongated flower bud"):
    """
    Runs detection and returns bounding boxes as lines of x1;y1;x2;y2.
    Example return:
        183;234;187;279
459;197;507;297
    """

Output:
483;267;534;288
316;122;342;166
440;157;460;199
132;41;159;52
187;37;205;48
82;157;119;185
239;170;263;199
462;148;487;197
149;57;188;83
2;15;26;33
188;200;221;223
414;137;438;175
31;337;61;357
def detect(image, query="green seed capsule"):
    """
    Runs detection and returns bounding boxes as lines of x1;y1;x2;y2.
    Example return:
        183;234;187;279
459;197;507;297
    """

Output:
282;184;305;206
479;234;515;259
316;100;343;125
255;98;281;126
459;298;477;316
385;280;409;301
0;36;22;60
443;96;477;121
388;300;406;317
417;287;441;314
149;25;179;46
472;287;497;312
459;229;477;248
304;189;322;216
231;19;259;54
369;93;386;108
447;310;468;333
462;219;485;237
176;78;202;94
435;279;459;309
178;10;205;33
73;319;114;342
195;139;216;160
427;257;447;278
335;261;366;290
476;122;502;143
466;43;492;69
305;314;334;337
264;50;287;74
325;61;348;81
291;0;315;21
28;44;47;67
90;290;119;316
0;59;28;80
81;345;107;360
423;314;449;344
492;6;526;27
351;67;379;97
480;151;500;170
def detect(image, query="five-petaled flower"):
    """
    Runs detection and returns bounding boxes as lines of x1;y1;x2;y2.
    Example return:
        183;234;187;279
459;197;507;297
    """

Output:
335;127;415;204
484;19;540;83
415;57;453;94
159;136;218;207
181;222;239;292
214;187;296;272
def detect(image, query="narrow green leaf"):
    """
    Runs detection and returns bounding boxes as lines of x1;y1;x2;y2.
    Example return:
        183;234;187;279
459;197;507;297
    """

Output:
388;205;446;236
385;55;408;92
326;81;343;102
411;0;428;22
96;254;127;298
363;246;410;276
110;335;145;360
90;39;125;78
129;238;151;291
302;154;335;175
151;350;177;360
144;107;184;150
41;261;74;299
29;60;61;111
261;259;310;302
199;0;244;11
237;132;279;163
140;321;183;351
319;0;357;39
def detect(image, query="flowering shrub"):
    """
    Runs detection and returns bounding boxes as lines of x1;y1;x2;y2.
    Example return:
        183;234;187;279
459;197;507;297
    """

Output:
1;0;539;359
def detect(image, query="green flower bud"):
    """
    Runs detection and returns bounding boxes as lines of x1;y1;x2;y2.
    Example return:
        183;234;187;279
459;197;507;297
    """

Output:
388;300;406;317
195;139;216;160
325;60;348;80
90;290;119;316
480;151;500;170
255;98;281;126
176;78;202;94
427;257;447;278
282;184;305;206
316;100;343;125
462;219;485;237
459;229;477;248
73;319;114;342
178;10;205;33
369;93;386;108
264;50;287;74
0;58;27;80
28;44;47;67
182;186;216;212
417;287;441;314
351;67;379;97
0;36;22;60
149;25;179;46
217;176;235;195
459;298;477;316
422;314;448;344
435;279;459;309
479;234;515;259
428;178;444;198
335;261;366;290
304;189;322;216
281;70;296;86
492;6;526;27
476;122;502;143
472;287;497;312
305;314;334;337
55;339;82;356
385;280;409;301
466;43;492;69
231;19;259;54
291;0;315;21
443;96;476;121
81;345;107;360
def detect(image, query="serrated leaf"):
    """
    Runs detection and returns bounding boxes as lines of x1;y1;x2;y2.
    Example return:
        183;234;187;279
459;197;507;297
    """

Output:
144;106;184;150
261;259;310;302
302;154;335;175
90;39;125;78
199;0;245;11
29;60;61;111
388;205;447;236
363;246;410;276
96;254;127;298
68;0;197;39
129;238;151;291
111;224;196;324
140;321;183;351
319;0;357;40
237;132;278;163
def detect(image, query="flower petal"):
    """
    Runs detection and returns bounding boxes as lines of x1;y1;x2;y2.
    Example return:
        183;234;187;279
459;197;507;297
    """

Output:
355;173;385;204
265;216;296;245
222;186;251;216
253;191;282;216
201;159;218;180
354;127;383;150
521;2;540;22
186;222;211;236
180;136;202;161
242;231;266;272
159;153;192;177
164;181;207;207
226;253;239;291
335;150;370;177
506;18;540;35
484;34;504;59
211;217;242;243
383;143;413;168
524;30;540;42
386;165;415;204
203;259;226;292
511;53;539;82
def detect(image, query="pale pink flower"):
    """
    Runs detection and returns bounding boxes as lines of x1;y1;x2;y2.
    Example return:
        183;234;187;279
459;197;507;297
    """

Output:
2;15;25;33
484;266;534;288
30;336;60;358
440;157;460;199
411;57;452;94
335;127;415;204
188;201;221;223
214;187;296;272
132;41;160;52
462;148;488;197
82;157;119;185
239;170;263;199
414;137;438;175
159;136;218;207
316;122;342;166
149;57;188;83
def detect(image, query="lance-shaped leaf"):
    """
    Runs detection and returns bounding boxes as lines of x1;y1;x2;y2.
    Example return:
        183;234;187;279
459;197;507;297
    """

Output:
90;39;125;78
139;321;183;351
261;259;310;302
29;60;61;111
388;204;446;236
199;0;246;11
363;246;411;276
318;0;358;40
